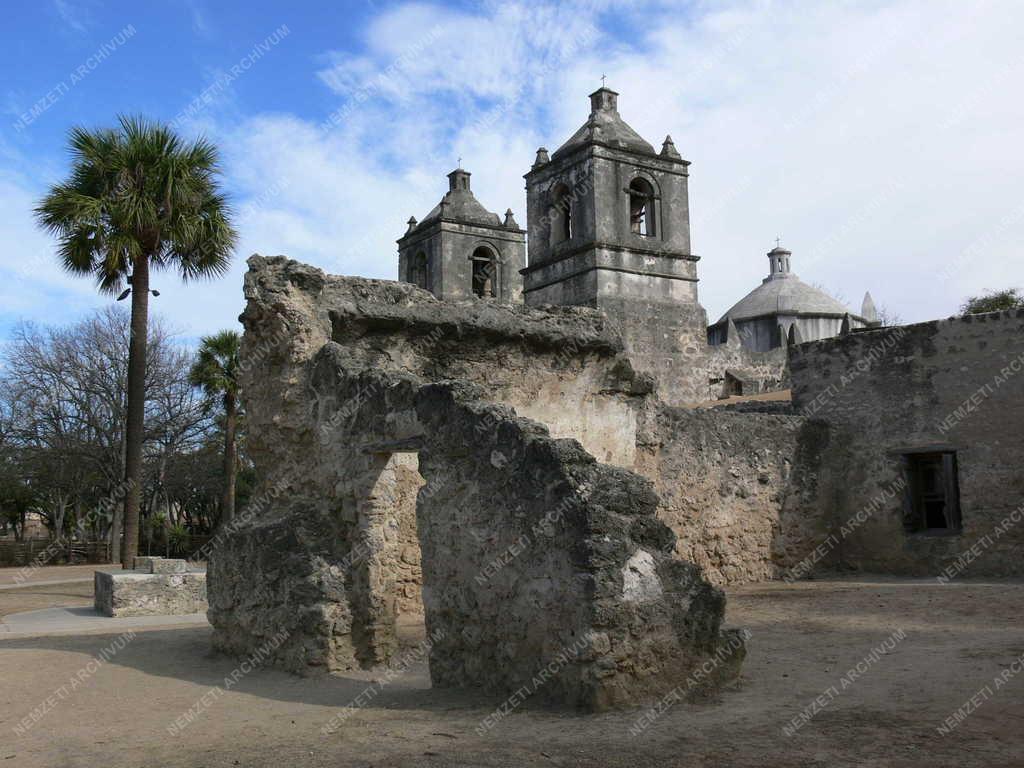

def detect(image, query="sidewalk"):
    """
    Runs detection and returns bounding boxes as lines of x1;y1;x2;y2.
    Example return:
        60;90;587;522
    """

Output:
0;605;209;638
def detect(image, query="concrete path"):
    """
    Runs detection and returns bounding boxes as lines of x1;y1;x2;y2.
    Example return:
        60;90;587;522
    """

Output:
0;605;209;638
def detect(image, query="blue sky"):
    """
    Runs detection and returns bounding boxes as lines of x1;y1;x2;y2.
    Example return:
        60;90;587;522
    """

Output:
2;0;1023;343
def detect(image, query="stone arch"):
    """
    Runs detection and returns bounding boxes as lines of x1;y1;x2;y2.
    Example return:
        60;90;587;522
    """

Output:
627;172;660;238
468;242;500;299
549;182;573;246
409;250;429;290
210;341;745;710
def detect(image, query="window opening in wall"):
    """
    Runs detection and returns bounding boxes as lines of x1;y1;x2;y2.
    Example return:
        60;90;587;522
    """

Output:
902;451;962;533
471;247;497;298
410;251;429;290
550;184;572;244
629;177;655;237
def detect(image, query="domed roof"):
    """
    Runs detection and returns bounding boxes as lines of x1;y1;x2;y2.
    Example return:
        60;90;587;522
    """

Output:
552;88;656;160
717;276;851;323
716;246;854;323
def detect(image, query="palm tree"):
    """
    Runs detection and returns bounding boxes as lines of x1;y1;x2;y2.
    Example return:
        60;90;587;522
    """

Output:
189;331;241;525
35;116;236;567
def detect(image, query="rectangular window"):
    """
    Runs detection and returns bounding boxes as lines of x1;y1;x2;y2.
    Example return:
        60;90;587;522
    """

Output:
902;452;962;533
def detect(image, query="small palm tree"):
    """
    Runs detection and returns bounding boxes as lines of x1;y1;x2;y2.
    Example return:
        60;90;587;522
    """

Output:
35;116;237;567
189;330;241;525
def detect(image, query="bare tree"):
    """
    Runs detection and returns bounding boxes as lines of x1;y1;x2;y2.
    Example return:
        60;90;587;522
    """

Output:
1;307;215;557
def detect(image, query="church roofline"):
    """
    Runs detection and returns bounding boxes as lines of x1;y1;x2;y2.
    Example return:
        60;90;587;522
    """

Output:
397;216;526;247
708;309;872;329
523;140;690;181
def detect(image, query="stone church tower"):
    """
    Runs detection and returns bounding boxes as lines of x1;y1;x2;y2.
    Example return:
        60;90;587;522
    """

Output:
398;168;526;303
522;87;709;364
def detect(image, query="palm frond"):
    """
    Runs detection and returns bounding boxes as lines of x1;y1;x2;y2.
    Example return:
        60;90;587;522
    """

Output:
37;115;238;294
189;330;241;399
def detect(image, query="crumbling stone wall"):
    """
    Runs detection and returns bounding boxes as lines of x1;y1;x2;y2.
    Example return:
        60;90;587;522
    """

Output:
415;383;744;709
789;311;1024;576
388;453;424;619
209;255;744;709
634;405;825;584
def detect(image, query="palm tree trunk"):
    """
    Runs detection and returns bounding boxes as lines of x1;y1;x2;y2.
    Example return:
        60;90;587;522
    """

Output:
222;391;237;524
121;256;150;568
110;431;127;563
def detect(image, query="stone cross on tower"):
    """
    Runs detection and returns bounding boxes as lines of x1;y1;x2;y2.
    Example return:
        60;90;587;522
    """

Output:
600;74;606;87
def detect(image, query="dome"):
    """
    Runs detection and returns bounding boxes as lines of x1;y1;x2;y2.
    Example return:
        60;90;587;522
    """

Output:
716;275;851;323
716;245;855;323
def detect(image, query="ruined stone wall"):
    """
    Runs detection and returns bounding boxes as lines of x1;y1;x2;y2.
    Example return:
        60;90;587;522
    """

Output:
389;453;425;619
210;255;745;709
220;256;651;675
415;383;744;709
634;404;825;585
239;255;647;474
789;311;1024;576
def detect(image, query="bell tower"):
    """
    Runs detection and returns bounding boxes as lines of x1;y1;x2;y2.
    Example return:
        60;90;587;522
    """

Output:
398;167;525;303
522;87;708;356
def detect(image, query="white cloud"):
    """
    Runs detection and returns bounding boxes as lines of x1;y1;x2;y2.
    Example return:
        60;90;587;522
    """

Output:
236;0;1024;327
5;0;1023;341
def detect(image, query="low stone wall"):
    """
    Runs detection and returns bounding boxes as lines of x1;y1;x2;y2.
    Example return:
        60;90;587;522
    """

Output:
94;563;207;617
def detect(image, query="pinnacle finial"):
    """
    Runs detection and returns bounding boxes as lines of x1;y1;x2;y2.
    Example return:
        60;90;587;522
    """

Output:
861;291;878;323
660;135;681;160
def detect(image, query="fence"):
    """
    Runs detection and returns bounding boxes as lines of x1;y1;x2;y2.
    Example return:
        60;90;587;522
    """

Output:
0;539;109;568
0;534;215;567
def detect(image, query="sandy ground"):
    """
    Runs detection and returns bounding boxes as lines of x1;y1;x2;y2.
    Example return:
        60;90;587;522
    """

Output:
1;574;1023;768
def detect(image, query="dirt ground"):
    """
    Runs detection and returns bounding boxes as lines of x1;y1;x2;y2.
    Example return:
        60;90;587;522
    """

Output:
1;575;1023;768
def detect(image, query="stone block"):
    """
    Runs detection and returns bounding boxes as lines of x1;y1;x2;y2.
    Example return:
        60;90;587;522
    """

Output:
94;568;207;617
150;558;189;574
